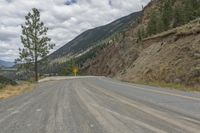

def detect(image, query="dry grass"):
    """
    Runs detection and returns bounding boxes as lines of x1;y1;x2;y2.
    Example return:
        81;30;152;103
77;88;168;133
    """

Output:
146;82;200;92
0;83;34;100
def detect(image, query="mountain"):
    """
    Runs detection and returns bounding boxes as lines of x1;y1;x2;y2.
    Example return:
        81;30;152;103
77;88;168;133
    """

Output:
48;11;141;61
0;60;14;68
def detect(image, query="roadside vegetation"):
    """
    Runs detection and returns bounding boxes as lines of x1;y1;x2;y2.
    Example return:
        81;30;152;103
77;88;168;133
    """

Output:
0;76;33;99
137;0;200;40
0;75;17;89
146;82;200;92
0;82;33;99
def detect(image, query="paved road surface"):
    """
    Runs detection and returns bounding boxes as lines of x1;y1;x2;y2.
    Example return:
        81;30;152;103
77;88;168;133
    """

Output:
0;76;200;133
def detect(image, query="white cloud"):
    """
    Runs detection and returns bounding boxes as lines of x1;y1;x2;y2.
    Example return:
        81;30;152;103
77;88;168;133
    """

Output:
0;0;150;61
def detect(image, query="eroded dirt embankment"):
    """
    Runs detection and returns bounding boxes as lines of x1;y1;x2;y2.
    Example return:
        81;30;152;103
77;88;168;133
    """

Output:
87;20;200;88
119;21;200;87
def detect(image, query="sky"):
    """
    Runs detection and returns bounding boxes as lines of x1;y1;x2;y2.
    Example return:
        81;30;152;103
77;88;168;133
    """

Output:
0;0;150;62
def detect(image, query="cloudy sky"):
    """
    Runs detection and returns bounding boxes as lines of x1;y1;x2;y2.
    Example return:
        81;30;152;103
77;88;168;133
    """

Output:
0;0;150;61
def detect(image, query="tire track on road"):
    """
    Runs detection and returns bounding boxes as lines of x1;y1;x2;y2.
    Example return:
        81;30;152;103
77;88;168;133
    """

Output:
75;80;167;133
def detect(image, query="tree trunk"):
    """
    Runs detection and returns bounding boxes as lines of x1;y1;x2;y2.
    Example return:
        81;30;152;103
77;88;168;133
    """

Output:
35;43;38;82
35;55;38;82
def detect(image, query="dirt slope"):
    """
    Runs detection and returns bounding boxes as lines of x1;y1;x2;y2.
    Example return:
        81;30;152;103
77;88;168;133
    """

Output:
120;21;200;87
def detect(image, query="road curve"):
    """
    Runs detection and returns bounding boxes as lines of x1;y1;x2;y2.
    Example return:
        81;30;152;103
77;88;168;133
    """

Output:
0;76;200;133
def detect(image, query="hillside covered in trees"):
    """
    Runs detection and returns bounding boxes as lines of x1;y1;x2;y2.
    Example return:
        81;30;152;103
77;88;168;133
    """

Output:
137;0;200;40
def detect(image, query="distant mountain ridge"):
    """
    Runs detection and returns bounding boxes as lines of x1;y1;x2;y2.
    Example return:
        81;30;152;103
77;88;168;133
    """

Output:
0;60;14;68
48;11;141;60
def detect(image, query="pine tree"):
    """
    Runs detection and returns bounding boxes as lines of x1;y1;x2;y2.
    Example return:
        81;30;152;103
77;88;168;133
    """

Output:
137;26;147;41
173;5;186;27
137;28;143;41
16;8;55;81
141;26;146;38
184;0;194;22
189;0;200;18
161;0;173;30
183;0;200;22
147;11;158;36
156;15;165;33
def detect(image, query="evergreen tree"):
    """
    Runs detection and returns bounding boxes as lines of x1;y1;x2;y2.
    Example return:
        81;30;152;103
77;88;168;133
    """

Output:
16;8;55;81
184;0;195;22
161;0;173;30
141;26;146;38
183;0;200;21
137;26;146;41
173;5;186;27
147;11;158;36
156;15;165;33
145;0;200;38
189;0;200;18
137;28;143;41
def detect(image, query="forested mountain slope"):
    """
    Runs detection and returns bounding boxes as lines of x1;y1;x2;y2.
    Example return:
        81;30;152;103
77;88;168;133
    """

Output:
48;12;141;61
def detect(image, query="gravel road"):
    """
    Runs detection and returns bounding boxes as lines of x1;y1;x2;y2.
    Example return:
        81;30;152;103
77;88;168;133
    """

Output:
0;76;200;133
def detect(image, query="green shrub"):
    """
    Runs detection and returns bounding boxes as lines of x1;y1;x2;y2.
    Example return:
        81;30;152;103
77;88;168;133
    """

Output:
0;84;5;89
192;67;200;77
0;76;17;86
